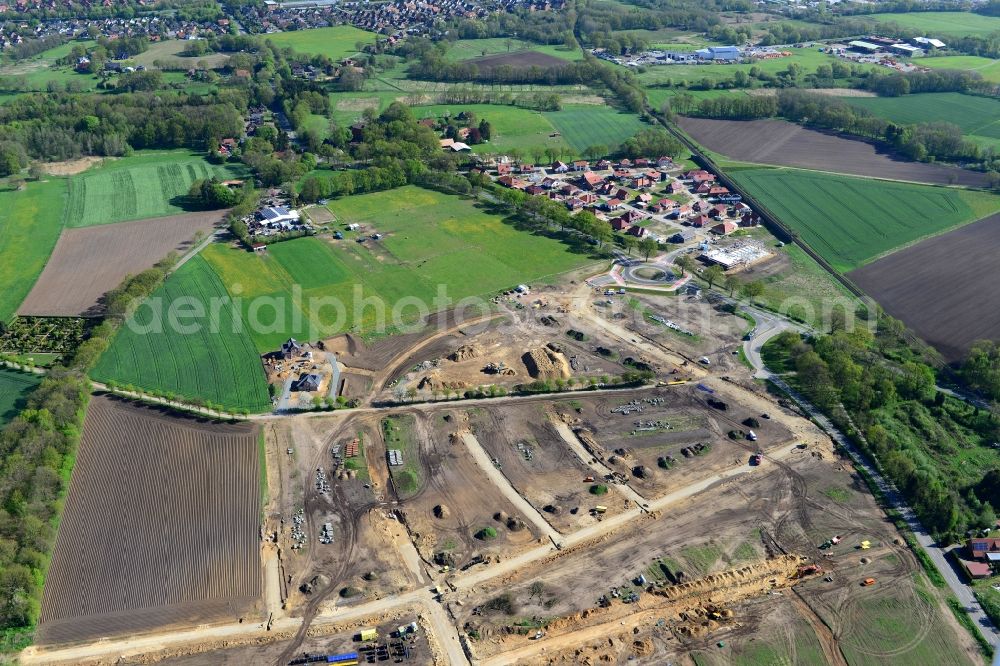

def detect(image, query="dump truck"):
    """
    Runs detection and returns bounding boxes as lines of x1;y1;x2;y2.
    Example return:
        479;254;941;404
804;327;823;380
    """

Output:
861;578;876;586
593;505;608;514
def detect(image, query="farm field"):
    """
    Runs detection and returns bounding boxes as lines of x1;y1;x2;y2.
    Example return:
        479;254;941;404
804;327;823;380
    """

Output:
412;103;571;155
729;166;1000;271
0;178;67;323
19;210;224;317
205;186;597;350
37;396;261;645
63;150;247;228
264;26;378;60
0;368;40;426
843;92;1000;150
543;104;648;153
445;38;582;62
0;39;100;91
869;11;1000;37
920;55;1000;83
678;116;995;188
849;212;1000;362
131;39;230;69
91;255;272;412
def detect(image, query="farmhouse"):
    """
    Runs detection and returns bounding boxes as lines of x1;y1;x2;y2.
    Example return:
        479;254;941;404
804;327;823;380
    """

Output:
260;206;301;229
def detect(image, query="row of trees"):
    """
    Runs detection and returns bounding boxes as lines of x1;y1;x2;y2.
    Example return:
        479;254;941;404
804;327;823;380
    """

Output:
678;88;998;174
0;251;180;636
768;325;998;543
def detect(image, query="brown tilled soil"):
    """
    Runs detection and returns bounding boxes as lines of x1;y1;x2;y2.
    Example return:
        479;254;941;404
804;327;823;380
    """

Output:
463;50;569;72
18;211;223;317
37;396;261;645
849;212;1000;363
677;117;991;187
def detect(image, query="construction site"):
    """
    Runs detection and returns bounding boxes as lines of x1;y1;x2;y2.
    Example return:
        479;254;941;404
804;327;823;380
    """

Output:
22;275;983;666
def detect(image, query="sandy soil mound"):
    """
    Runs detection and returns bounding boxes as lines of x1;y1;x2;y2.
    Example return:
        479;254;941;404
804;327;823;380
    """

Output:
448;344;482;362
521;347;570;380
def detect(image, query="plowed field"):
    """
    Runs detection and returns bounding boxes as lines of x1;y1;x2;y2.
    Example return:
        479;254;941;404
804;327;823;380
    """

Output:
677;117;992;187
849;212;1000;362
18;211;222;317
37;396;261;645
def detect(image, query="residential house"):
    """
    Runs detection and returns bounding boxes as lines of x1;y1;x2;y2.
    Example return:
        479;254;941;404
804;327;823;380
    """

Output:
690;214;710;228
626;224;647;238
711;203;729;219
291;373;322;392
604;198;623;211
496;162;512;176
595;159;613;170
566;197;584;211
695;182;713;195
579;171;604;190
632;175;653;189
551;161;570;173
709;186;730;196
572;160;589;171
634;192;653;206
711;220;738;235
609;217;630;232
671;204;692;218
669;181;686;194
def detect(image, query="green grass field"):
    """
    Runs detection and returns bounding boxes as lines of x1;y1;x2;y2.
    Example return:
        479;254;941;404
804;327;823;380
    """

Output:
0;39;100;92
0;368;41;426
842;92;1000;150
544;105;648;153
265;26;378;61
63;151;246;227
91;255;271;412
412;103;571;155
445;38;582;62
203;186;597;350
729;167;1000;271
0;178;67;322
870;11;1000;37
920;55;1000;83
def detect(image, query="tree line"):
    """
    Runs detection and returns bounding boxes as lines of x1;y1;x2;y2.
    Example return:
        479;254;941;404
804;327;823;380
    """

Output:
0;252;179;640
676;87;999;176
768;323;1000;543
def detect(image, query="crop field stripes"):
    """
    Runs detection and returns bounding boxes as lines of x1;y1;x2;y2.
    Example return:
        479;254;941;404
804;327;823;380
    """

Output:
38;396;260;645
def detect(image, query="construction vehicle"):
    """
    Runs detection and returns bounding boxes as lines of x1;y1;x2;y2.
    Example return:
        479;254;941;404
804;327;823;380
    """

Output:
861;578;876;586
584;476;595;482
796;564;822;578
859;540;871;550
750;452;763;466
593;505;608;514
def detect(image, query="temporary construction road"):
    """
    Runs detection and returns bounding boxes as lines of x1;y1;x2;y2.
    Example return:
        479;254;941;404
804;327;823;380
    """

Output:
20;431;804;666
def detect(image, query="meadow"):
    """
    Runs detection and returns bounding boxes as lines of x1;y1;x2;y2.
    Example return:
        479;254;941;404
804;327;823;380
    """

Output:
0;178;67;322
445;39;582;63
544;104;648;153
412;103;571;155
0;368;41;426
843;92;1000;150
91;255;272;412
729;166;1000;271
63;151;247;228
869;11;1000;37
920;55;1000;84
203;186;597;350
264;26;378;61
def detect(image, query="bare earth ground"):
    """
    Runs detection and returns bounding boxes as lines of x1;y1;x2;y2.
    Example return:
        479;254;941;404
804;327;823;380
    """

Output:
677;116;992;187
37;396;261;645
41;156;109;175
849;211;1000;363
18;211;223;316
